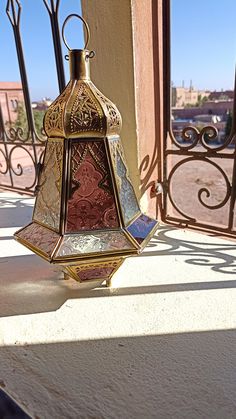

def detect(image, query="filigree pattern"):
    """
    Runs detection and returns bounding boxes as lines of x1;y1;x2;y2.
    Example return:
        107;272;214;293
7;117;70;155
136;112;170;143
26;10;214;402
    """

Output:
55;231;135;258
66;140;119;232
78;266;115;280
70;83;104;134
44;81;73;137
68;259;123;281
92;86;122;134
109;137;140;224
127;214;158;244
33;139;63;231
15;222;60;257
64;259;123;282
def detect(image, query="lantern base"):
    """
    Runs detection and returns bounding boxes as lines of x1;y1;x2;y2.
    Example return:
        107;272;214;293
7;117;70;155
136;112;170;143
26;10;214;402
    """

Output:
63;272;113;288
62;257;124;287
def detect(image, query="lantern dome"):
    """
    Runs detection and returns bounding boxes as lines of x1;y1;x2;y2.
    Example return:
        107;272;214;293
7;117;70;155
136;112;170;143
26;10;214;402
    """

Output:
44;50;122;139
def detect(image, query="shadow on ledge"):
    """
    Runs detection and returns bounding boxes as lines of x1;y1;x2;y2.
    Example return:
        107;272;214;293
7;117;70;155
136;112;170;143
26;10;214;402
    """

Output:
1;193;236;317
144;225;236;275
1;329;236;418
0;224;236;317
0;198;34;228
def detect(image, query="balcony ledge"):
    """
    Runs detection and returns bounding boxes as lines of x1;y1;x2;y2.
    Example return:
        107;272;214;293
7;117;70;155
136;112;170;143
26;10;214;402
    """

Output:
0;191;236;418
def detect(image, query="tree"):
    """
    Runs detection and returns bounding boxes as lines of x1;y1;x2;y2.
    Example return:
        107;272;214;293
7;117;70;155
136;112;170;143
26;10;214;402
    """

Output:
171;86;177;107
11;102;45;138
33;109;45;137
225;111;232;138
195;95;208;107
13;102;27;133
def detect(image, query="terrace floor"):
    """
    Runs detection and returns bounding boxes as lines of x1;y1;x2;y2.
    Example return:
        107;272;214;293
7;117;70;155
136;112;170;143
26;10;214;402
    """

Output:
0;191;236;418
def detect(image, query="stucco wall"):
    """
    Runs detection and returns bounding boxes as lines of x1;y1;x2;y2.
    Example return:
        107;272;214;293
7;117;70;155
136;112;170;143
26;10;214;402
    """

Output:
81;0;163;217
131;0;163;216
81;0;140;199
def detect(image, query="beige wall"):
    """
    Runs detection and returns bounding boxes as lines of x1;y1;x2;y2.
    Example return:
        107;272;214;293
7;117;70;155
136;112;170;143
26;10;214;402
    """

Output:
0;82;24;124
81;0;139;197
131;0;163;216
81;0;163;217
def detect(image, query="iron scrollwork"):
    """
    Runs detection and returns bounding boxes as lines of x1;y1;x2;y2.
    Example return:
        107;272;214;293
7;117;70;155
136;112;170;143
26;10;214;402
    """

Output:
163;0;236;236
165;122;236;234
0;0;67;194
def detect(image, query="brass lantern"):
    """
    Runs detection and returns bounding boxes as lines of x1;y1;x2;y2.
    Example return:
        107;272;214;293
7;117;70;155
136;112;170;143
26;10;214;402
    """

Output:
15;15;158;287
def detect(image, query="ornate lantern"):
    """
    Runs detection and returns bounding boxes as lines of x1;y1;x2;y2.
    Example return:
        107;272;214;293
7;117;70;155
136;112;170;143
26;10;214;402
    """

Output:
15;15;158;287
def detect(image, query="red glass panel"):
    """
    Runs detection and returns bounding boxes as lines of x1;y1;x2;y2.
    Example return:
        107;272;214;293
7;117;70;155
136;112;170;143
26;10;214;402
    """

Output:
66;141;119;232
78;266;115;281
16;222;60;257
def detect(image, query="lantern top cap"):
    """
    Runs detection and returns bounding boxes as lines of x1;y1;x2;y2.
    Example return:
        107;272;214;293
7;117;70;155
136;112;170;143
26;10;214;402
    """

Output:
62;13;90;51
44;13;122;138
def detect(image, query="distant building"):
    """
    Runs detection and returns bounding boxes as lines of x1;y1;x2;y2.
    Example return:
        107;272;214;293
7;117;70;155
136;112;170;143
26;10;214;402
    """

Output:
31;98;52;111
208;90;234;101
0;82;24;123
172;84;210;108
201;99;233;117
173;100;233;121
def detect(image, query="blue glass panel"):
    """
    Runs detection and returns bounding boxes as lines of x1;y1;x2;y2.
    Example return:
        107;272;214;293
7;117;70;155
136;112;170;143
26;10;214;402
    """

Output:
127;214;157;244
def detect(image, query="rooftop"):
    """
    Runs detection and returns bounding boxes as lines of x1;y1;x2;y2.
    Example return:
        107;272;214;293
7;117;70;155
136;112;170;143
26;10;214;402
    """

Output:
0;81;22;90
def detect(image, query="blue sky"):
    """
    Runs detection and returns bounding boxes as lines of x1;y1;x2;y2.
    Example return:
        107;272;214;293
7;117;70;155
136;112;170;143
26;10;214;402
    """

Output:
171;0;236;90
1;1;236;100
0;0;83;100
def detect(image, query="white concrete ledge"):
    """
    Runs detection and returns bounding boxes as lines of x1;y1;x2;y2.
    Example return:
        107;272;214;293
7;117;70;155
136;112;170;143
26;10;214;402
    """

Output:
0;192;236;418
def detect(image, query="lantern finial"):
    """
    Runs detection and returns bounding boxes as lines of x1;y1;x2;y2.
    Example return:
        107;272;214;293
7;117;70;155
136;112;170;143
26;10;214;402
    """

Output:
62;13;91;50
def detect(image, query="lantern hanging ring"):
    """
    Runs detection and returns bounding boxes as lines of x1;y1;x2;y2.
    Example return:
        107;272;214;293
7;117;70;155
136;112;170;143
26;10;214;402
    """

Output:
62;14;90;50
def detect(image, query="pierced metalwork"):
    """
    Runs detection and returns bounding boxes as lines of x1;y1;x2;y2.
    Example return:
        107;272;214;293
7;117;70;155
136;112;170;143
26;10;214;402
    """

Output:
65;258;123;283
44;81;73;137
92;85;122;134
162;0;236;237
70;83;104;134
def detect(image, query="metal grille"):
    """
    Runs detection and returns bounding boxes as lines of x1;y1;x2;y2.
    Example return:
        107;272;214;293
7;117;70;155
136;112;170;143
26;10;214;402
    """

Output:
162;0;236;238
0;0;65;195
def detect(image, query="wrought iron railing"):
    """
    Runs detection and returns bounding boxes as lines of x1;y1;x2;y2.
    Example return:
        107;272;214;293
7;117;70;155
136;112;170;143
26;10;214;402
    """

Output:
0;0;66;194
1;0;236;238
162;0;236;237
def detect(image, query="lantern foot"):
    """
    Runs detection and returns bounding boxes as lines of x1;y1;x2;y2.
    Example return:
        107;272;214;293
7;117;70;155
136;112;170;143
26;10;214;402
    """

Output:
106;278;112;288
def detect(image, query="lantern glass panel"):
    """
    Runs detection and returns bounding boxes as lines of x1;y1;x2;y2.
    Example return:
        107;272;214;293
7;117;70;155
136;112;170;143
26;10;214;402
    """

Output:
66;140;119;232
127;214;158;244
116;152;140;223
109;137;139;224
16;223;60;257
55;230;135;258
33;139;63;232
78;266;115;281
